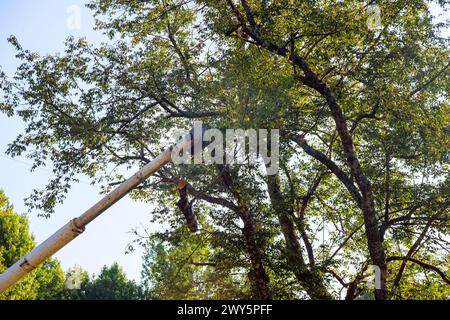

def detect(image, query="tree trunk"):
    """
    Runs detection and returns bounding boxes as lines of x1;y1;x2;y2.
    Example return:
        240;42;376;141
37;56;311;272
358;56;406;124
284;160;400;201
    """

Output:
219;165;272;300
267;174;333;300
223;2;389;298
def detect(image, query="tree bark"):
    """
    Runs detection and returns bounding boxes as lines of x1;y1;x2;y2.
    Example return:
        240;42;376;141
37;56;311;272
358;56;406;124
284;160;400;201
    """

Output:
301;64;388;300
225;0;388;299
267;174;333;299
219;165;272;300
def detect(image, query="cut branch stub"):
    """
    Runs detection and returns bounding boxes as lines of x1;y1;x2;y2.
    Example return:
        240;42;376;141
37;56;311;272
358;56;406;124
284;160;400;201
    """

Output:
176;178;198;232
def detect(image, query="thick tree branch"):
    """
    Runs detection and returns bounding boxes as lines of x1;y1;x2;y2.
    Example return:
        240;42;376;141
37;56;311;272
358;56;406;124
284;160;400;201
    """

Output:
410;61;450;97
387;256;450;285
350;104;381;134
225;1;388;298
393;214;442;286
291;135;362;207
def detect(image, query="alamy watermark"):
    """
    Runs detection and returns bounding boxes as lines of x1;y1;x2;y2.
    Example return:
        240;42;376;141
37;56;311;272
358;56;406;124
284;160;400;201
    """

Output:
66;5;81;30
171;123;280;175
366;265;382;290
65;265;83;290
366;4;382;32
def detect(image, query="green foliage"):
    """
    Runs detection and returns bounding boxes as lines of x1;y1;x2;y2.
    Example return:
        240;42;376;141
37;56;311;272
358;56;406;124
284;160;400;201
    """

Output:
0;191;66;300
141;225;247;299
65;263;143;300
34;259;66;300
1;0;449;299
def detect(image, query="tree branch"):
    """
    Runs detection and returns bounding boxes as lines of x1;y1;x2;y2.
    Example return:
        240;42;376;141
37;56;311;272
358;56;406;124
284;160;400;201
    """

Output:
387;256;450;285
291;135;362;207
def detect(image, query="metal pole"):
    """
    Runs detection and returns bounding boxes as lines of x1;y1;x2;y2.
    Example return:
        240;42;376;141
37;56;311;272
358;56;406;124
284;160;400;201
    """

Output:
0;128;203;294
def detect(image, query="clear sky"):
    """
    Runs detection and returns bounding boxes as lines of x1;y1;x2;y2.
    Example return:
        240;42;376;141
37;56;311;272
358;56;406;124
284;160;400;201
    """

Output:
0;0;159;281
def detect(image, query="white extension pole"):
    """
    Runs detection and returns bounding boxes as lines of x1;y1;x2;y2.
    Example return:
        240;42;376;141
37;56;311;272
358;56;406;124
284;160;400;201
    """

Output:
0;128;203;294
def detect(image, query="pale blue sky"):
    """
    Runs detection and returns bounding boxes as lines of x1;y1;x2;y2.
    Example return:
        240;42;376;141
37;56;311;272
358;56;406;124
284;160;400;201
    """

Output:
0;0;158;281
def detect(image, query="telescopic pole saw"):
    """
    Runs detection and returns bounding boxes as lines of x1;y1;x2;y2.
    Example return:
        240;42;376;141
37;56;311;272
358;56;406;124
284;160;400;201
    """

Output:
0;127;205;294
